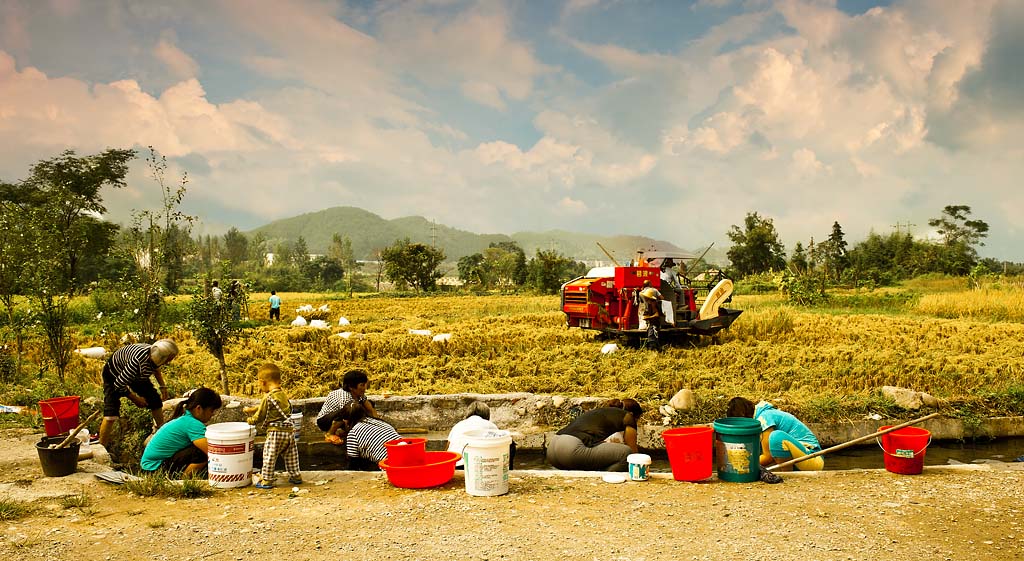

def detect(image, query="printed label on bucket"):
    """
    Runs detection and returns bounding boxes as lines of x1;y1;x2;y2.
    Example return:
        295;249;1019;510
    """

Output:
894;449;915;458
723;442;751;474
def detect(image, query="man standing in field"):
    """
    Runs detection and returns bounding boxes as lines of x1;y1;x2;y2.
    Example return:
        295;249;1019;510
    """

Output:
269;290;281;321
98;339;179;448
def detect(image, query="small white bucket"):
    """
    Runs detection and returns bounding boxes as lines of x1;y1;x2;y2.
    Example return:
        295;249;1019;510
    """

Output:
463;429;512;497
627;453;652;481
290;412;303;443
206;422;256;489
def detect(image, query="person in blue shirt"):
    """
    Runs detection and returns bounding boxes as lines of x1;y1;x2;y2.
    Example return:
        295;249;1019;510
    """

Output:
268;290;282;321
140;387;222;477
727;397;824;471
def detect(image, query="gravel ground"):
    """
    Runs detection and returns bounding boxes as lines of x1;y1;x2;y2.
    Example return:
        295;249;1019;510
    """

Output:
3;428;1023;561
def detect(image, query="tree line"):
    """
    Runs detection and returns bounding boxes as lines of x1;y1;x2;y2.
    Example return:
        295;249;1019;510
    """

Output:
724;207;1021;294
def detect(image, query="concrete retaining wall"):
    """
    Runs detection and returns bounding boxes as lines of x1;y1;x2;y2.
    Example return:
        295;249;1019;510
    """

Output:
170;392;1024;451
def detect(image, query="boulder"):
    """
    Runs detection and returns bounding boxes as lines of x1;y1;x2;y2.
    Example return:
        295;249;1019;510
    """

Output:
881;386;923;410
669;388;696;411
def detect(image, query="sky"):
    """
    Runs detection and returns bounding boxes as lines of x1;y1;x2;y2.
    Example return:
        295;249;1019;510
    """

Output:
1;0;1021;260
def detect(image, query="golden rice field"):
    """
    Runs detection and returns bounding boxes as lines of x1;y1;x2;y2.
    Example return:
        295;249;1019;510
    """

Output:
59;284;1024;423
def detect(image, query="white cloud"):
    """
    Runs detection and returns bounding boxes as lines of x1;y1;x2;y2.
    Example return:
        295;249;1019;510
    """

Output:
154;31;199;80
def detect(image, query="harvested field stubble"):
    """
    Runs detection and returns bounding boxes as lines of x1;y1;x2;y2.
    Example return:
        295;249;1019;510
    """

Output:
64;291;1024;422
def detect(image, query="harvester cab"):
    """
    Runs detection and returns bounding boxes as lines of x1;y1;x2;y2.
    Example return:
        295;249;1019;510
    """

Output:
560;250;741;345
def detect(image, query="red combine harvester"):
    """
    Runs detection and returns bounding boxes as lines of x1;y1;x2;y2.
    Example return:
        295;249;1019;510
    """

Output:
560;251;742;345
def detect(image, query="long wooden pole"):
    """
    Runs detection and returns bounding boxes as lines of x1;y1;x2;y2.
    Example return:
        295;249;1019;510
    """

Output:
54;410;101;449
766;412;941;471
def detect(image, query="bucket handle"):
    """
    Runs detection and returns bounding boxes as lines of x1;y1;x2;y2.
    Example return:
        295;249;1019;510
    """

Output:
876;435;932;458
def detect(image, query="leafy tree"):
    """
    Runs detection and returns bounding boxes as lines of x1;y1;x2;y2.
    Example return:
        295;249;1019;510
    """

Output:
726;212;787;277
381;238;445;292
248;232;268;267
790;241;808;273
21;149;135;294
526;249;576;294
328;233;359;295
301;256;345;289
457;253;487;287
122;148;194;340
0;183;34;374
824;221;849;281
291;236;310;266
488;241;528;286
928;205;989;275
223;227;249;268
187;279;238;394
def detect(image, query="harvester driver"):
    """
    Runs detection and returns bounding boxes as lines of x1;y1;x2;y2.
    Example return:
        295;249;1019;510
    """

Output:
640;281;663;349
659;258;684;315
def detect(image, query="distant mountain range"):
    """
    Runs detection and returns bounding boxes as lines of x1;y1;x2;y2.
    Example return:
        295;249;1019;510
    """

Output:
247;206;719;263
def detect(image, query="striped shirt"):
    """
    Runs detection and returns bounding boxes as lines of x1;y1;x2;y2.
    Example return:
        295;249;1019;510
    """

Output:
316;388;364;422
107;344;156;393
346;418;399;462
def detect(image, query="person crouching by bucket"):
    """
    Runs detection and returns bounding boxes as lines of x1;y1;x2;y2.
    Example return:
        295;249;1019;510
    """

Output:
245;363;303;489
315;369;380;446
343;401;400;471
99;339;179;449
727;397;824;472
547;398;644;471
140;388;222;477
446;401;517;470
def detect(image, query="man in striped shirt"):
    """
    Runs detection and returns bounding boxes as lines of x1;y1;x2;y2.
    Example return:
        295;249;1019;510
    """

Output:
316;369;378;444
98;340;179;448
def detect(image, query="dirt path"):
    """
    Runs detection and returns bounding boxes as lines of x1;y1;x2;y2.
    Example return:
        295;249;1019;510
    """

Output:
3;428;1023;561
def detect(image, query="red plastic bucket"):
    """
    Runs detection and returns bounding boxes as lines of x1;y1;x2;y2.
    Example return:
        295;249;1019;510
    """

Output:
879;426;931;475
662;426;713;481
384;437;427;467
39;396;80;437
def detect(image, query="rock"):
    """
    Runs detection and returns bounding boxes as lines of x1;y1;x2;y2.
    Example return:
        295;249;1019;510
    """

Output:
669;389;696;410
881;386;923;410
551;396;565;408
920;392;939;408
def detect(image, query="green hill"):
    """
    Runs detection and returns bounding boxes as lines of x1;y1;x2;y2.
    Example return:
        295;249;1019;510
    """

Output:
247;206;701;262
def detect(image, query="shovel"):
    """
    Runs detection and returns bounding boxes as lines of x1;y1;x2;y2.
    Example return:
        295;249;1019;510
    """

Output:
766;412;941;471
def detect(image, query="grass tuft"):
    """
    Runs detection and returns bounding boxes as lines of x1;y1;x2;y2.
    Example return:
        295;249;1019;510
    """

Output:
0;498;33;521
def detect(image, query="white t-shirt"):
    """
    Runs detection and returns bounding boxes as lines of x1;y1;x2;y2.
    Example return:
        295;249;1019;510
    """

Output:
446;415;498;467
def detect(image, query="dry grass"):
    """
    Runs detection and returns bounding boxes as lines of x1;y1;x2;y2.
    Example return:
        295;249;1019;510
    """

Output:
916;288;1024;322
59;287;1024;422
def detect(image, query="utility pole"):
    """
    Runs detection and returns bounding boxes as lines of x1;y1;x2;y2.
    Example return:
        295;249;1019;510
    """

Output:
430;220;437;248
891;221;916;235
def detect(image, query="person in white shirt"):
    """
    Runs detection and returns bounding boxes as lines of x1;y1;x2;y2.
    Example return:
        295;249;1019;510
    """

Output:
446;401;515;468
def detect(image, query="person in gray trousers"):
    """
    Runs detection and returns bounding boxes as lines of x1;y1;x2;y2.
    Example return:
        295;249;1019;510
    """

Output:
546;399;644;471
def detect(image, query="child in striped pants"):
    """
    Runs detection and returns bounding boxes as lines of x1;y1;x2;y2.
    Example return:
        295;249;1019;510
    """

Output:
244;363;302;489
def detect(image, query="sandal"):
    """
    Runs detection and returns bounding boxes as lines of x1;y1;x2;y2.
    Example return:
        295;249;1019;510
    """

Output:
759;466;783;484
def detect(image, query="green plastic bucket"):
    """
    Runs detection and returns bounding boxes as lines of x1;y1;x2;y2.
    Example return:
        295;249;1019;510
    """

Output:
713;417;762;483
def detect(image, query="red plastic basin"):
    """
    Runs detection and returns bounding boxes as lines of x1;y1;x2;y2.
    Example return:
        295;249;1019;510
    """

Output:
379;451;460;489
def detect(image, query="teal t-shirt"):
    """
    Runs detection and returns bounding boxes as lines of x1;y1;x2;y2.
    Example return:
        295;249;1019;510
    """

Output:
140;411;207;471
754;401;820;450
269;294;281;309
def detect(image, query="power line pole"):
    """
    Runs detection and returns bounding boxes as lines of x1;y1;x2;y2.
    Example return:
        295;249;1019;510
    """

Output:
891;221;916;235
430;220;437;248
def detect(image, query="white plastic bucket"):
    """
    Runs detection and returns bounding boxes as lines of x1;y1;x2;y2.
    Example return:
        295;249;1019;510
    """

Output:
290;412;303;443
462;429;512;497
206;422;256;489
627;453;652;481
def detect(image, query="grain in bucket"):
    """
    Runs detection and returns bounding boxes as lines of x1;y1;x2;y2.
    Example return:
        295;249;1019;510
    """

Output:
462;429;512;497
206;422;256;488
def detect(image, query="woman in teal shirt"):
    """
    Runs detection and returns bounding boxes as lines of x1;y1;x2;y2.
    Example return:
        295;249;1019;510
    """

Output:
727;397;824;471
141;388;222;476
